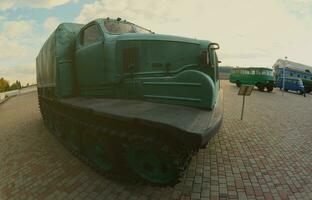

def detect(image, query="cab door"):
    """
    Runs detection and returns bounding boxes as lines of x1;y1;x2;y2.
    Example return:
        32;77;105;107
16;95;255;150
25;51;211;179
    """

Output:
75;23;106;94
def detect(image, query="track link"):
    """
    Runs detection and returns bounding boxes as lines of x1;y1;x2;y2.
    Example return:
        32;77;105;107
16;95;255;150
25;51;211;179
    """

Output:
38;97;195;186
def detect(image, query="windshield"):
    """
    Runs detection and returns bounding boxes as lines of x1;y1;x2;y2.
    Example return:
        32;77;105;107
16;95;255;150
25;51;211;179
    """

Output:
133;25;152;34
104;21;152;35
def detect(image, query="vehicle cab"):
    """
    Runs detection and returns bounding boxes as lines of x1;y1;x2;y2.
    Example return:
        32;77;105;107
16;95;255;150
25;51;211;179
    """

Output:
276;77;305;94
74;18;221;110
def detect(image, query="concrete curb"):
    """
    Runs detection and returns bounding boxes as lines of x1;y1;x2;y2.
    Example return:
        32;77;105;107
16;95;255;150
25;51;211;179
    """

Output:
0;96;10;104
0;87;36;105
0;95;18;105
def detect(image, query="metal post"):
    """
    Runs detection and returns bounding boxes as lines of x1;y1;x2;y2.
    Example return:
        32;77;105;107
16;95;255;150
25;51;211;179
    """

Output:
282;67;285;96
241;95;245;120
282;57;287;96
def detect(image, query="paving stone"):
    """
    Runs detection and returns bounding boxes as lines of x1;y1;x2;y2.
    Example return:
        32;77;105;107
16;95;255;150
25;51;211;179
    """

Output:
0;82;312;199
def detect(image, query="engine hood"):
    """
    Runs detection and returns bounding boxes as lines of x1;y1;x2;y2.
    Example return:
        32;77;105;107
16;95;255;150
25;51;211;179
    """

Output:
113;33;202;45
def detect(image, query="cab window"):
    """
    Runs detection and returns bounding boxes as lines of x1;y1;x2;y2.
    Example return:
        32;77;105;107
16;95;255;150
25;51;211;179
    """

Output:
264;70;272;76
244;70;250;74
255;70;261;75
82;24;102;45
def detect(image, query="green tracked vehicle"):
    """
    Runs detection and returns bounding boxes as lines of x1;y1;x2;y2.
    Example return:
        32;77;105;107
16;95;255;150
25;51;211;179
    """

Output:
36;18;223;185
302;79;312;93
229;67;275;92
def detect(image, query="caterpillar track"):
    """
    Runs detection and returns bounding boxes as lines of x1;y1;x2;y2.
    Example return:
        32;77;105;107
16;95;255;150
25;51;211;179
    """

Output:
38;96;196;186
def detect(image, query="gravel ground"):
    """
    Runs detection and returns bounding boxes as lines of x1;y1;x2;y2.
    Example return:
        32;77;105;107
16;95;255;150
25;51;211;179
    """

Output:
0;81;311;200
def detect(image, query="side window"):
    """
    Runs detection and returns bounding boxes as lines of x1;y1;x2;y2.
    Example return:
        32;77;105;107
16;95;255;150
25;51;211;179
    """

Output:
82;24;102;45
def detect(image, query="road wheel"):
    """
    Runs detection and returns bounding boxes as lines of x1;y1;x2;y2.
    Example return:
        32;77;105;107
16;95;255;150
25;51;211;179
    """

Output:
64;122;81;153
236;81;241;87
52;114;67;140
126;144;178;185
40;101;50;128
258;84;265;92
266;84;274;92
45;106;55;132
83;132;113;172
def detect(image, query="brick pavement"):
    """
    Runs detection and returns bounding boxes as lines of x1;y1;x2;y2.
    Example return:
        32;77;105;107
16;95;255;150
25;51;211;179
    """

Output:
0;81;311;200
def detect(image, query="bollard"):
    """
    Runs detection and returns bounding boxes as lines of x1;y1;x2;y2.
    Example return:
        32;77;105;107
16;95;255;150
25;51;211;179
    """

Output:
238;85;254;120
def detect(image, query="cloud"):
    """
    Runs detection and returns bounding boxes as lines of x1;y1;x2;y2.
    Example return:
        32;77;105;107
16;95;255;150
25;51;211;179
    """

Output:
0;16;6;21
0;36;28;60
0;64;36;85
0;1;14;10
285;0;312;16
76;0;312;67
0;0;72;10
0;20;34;60
0;19;39;84
75;0;174;24
3;20;33;38
43;17;60;32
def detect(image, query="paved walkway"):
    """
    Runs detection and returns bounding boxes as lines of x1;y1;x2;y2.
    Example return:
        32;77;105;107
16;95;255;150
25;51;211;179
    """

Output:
0;82;311;200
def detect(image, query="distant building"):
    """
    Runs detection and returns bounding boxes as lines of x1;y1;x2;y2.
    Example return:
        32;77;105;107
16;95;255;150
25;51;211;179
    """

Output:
273;59;312;93
273;59;312;73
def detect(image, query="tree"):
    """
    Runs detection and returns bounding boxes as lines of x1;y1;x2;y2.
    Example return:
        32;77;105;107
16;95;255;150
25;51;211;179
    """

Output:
9;80;22;90
0;78;9;92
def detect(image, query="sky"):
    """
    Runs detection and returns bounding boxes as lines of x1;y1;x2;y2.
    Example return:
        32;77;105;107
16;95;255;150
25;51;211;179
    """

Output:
0;0;312;85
